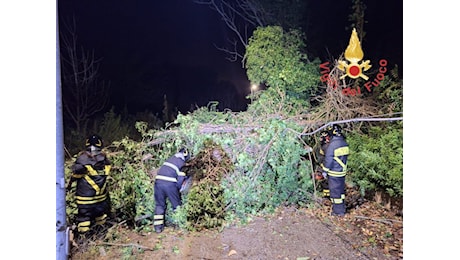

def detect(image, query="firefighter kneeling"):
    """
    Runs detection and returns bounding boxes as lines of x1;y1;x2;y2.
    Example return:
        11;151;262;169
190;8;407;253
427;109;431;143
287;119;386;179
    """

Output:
321;125;349;217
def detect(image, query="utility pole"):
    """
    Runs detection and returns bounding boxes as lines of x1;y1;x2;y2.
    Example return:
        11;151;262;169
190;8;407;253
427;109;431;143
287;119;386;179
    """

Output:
56;1;69;259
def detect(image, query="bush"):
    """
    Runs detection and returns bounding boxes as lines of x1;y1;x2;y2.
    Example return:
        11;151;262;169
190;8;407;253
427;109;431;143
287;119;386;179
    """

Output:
245;26;320;105
347;123;403;198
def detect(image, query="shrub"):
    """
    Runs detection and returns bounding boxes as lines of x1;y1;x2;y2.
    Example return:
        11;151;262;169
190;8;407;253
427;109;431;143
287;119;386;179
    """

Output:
347;123;403;198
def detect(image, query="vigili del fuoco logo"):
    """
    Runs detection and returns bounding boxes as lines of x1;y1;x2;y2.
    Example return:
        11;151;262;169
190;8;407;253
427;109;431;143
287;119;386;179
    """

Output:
319;28;388;96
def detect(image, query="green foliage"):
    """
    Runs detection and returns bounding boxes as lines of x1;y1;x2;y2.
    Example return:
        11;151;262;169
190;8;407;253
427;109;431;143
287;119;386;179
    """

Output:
247;85;308;118
182;180;225;231
244;26;320;105
170;204;188;230
347;123;403;198
108;136;156;226
257;122;312;209
170;101;316;226
221;116;314;220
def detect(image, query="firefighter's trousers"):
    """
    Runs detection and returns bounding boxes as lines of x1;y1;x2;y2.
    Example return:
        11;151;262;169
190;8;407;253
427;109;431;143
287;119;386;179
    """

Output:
328;176;346;216
154;180;182;231
76;200;109;234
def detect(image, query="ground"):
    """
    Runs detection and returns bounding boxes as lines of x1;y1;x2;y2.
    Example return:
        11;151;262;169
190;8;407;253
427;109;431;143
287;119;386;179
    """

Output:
69;199;403;260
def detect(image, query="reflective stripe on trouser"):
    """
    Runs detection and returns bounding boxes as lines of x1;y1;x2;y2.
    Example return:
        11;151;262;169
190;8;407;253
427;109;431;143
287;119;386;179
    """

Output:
78;221;91;233
328;175;346;215
95;214;107;225
154;181;182;228
154;215;164;226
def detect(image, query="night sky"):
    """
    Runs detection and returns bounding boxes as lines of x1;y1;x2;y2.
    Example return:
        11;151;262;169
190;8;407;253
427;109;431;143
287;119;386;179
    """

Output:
57;0;403;115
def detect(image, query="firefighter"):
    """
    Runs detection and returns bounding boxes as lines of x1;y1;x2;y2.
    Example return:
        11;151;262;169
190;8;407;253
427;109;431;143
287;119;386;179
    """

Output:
321;124;349;217
153;148;190;233
67;134;112;236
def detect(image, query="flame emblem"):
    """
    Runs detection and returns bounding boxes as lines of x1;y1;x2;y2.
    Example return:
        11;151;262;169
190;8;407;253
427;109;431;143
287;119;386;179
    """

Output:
338;28;372;80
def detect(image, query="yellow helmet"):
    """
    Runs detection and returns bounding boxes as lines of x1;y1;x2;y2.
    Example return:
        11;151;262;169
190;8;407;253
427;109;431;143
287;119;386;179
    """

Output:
85;135;103;155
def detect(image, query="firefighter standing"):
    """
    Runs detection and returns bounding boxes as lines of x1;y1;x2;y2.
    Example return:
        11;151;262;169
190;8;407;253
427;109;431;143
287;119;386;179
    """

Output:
153;148;190;233
321;125;349;216
67;134;112;236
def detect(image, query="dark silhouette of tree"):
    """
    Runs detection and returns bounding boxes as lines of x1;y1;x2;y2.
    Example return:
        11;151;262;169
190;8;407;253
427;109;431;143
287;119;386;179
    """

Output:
347;0;367;41
60;17;110;133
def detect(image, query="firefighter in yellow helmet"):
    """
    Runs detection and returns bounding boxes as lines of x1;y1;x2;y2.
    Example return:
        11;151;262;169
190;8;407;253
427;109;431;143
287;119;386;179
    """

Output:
67;134;112;236
321;125;349;216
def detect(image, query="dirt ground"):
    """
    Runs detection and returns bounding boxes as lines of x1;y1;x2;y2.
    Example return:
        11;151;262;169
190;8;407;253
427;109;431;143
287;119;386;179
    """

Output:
69;199;403;260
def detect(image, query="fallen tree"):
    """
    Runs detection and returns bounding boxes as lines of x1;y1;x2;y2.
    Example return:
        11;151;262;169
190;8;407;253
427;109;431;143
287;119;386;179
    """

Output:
65;57;402;232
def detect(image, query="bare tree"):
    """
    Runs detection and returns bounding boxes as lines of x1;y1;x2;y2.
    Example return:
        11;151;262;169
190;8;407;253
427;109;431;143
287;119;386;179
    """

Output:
194;0;306;67
194;0;266;65
60;17;109;133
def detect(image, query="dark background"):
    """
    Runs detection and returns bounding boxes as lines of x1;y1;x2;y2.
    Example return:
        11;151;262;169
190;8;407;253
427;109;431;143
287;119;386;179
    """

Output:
57;0;402;115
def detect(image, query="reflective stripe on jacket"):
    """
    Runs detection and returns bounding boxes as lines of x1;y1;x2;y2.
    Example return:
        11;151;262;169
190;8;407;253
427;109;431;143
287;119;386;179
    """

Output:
155;153;186;185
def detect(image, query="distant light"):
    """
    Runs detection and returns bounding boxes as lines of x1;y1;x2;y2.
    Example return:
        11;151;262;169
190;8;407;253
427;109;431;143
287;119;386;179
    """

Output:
251;84;258;91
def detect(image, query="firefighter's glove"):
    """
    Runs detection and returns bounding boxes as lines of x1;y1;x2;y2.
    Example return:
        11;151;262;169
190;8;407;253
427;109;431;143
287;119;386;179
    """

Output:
314;172;323;180
322;172;328;178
